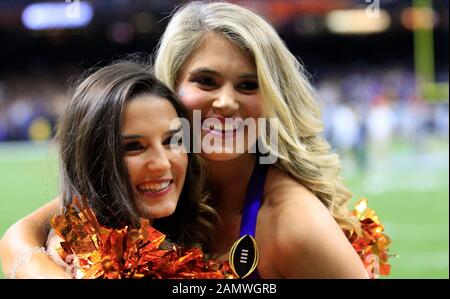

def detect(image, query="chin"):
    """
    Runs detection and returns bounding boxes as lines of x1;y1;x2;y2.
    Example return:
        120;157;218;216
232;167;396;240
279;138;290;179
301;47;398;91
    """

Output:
139;203;178;220
149;209;176;220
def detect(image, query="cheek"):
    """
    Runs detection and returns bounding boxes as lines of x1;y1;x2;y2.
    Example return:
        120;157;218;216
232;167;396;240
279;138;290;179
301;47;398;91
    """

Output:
172;153;188;182
243;95;263;118
178;85;208;112
125;157;139;182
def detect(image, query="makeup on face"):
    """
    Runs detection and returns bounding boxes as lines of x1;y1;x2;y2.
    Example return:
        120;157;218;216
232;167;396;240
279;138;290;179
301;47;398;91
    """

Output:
122;95;188;221
176;33;263;161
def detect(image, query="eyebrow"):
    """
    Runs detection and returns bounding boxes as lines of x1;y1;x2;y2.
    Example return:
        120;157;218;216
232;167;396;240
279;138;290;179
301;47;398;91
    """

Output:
238;73;258;79
165;126;182;136
122;127;182;140
122;134;143;140
189;68;221;76
189;67;257;79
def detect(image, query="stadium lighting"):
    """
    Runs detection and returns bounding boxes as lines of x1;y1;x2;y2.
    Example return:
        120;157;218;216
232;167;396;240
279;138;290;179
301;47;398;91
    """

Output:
21;1;94;30
401;7;437;31
325;9;391;35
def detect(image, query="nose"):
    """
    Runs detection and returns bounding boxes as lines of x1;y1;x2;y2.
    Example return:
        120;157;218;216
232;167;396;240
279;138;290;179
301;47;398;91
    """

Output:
145;146;171;174
212;84;239;115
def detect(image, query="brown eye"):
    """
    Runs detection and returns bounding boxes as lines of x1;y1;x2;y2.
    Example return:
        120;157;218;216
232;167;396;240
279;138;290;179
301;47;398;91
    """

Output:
163;134;184;147
123;142;143;151
192;76;218;89
238;81;258;91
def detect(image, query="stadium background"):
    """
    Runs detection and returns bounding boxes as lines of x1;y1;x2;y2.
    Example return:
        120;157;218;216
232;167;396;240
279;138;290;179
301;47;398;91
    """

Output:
0;0;448;278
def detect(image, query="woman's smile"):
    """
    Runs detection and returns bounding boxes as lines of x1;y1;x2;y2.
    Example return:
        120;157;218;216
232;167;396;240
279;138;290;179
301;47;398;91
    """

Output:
123;96;188;220
177;33;262;161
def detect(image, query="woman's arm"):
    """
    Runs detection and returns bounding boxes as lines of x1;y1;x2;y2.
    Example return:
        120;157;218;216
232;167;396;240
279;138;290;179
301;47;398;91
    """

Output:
261;170;369;279
274;199;369;278
0;197;71;278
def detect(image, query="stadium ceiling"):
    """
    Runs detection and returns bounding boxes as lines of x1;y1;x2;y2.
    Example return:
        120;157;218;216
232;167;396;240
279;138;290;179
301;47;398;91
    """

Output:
0;1;447;35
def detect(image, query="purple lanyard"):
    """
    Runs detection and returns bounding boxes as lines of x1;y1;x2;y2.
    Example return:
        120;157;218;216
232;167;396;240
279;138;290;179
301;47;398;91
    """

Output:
239;161;268;238
238;161;268;279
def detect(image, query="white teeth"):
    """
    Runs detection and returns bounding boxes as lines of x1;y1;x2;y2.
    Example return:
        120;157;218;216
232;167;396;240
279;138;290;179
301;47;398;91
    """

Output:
205;123;237;132
138;181;171;192
223;123;236;131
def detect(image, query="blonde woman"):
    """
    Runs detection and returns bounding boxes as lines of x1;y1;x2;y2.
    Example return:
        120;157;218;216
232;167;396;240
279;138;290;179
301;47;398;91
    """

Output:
0;1;368;278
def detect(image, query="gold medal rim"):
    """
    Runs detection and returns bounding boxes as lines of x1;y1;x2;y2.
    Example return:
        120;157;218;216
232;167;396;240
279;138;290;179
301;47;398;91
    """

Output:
228;234;259;278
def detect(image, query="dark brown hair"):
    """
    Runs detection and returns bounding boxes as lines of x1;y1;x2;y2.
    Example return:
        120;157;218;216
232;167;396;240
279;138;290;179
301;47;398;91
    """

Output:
56;59;216;249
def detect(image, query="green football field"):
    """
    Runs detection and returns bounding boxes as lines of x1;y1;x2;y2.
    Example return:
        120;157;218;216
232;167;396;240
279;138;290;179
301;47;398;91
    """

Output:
0;139;448;279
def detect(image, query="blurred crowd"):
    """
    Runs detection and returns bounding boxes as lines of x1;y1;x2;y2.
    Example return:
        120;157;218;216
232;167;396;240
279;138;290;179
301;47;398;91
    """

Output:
0;66;448;158
317;67;448;172
0;68;74;142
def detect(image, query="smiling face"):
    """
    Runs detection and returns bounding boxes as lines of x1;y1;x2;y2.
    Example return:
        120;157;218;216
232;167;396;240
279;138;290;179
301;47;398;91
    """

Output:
122;95;187;222
176;33;263;161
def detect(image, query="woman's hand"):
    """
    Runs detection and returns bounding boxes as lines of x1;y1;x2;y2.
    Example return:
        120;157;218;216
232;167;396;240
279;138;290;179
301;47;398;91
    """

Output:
12;249;72;279
0;198;72;278
4;228;72;279
46;229;69;268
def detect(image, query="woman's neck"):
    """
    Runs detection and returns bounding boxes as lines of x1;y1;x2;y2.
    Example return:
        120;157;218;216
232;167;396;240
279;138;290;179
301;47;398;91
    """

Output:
206;153;256;215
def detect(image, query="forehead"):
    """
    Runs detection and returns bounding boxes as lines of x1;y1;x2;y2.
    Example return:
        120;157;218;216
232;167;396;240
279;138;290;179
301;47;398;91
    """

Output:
181;33;256;74
123;95;180;130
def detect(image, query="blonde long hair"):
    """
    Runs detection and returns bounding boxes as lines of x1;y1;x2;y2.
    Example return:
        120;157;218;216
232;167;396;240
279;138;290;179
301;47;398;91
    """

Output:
154;1;360;232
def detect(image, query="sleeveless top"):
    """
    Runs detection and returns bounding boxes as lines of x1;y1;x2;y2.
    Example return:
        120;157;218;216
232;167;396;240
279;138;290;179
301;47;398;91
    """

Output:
238;160;269;279
237;160;394;279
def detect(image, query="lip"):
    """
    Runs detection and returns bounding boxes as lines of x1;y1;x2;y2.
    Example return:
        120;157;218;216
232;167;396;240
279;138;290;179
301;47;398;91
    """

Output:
138;178;173;184
201;116;244;139
138;180;174;198
202;115;241;124
202;127;238;139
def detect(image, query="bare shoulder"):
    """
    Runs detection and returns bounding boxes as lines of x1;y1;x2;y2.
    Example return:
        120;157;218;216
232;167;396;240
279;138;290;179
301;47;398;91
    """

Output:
262;166;329;219
256;167;368;278
260;167;339;245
